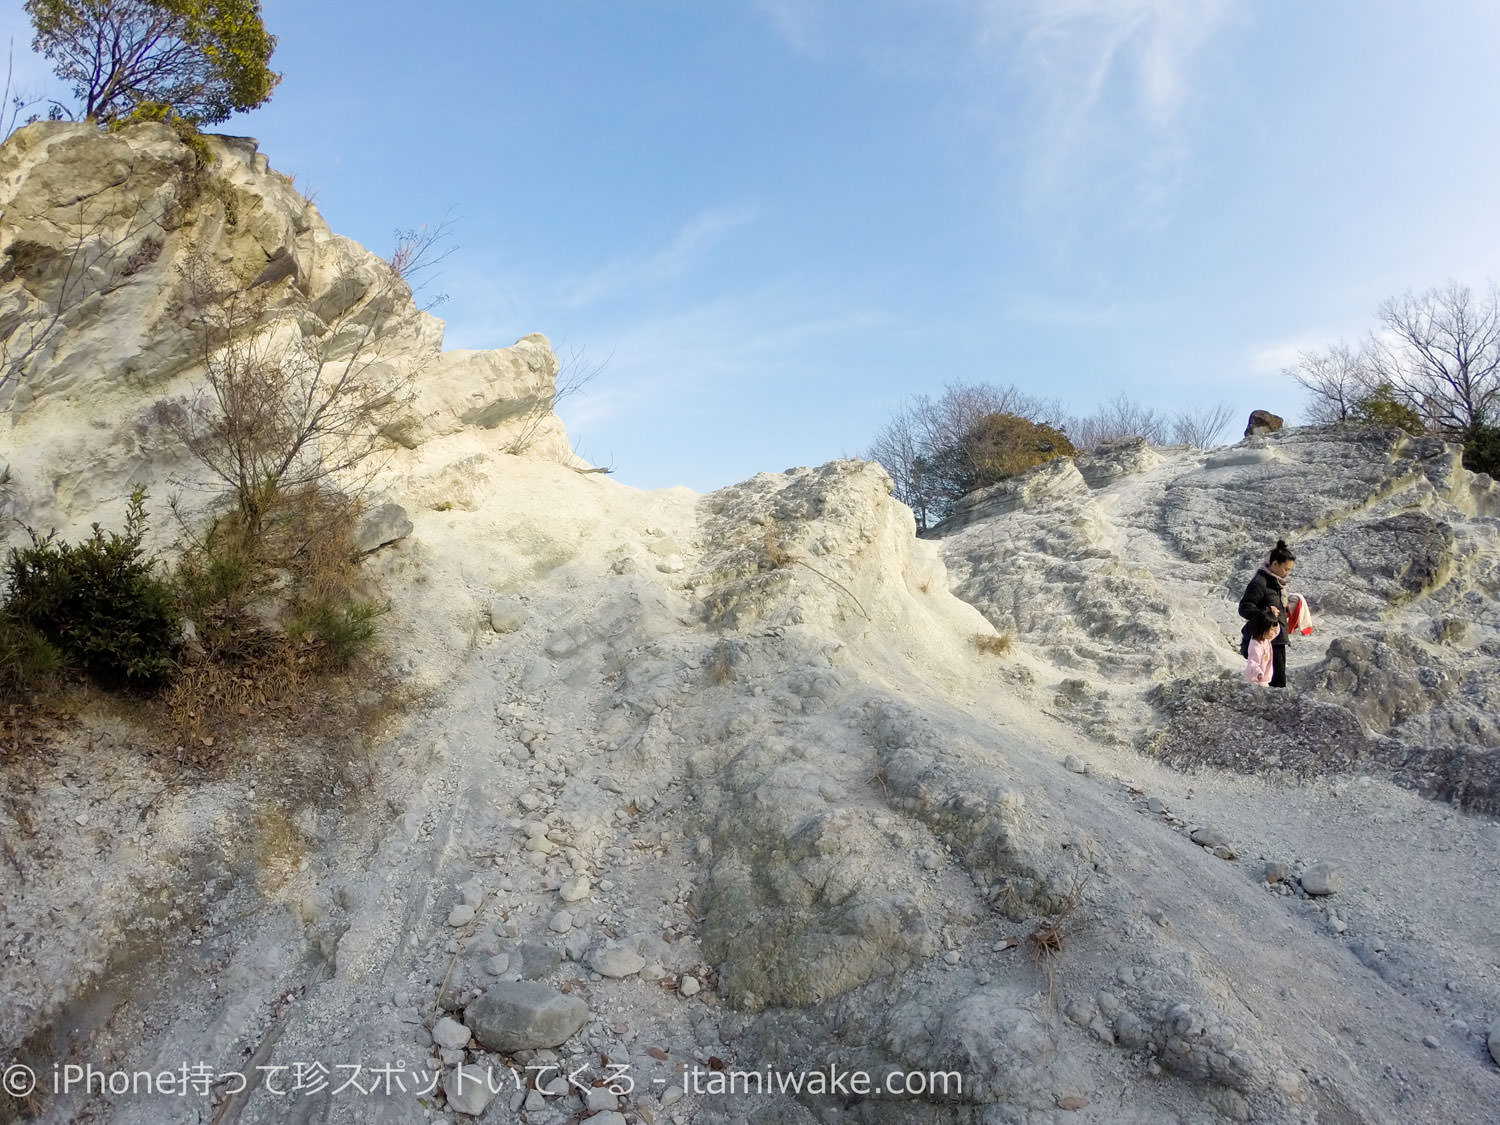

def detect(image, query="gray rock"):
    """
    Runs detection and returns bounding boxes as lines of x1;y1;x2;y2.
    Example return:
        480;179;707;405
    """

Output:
1263;862;1290;884
514;942;561;979
585;1085;619;1112
355;502;413;553
558;874;590;902
1244;409;1284;437
589;943;646;979
543;630;581;658
1301;861;1341;896
1063;754;1091;775
442;1064;495;1116
466;981;589;1052
1075;436;1161;489
247;245;299;290
1190;825;1230;850
487;595;527;634
563;928;591;962
431;1016;471;1050
1489;1018;1500;1066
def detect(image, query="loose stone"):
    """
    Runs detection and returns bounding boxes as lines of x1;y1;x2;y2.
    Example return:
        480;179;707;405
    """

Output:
1301;862;1341;896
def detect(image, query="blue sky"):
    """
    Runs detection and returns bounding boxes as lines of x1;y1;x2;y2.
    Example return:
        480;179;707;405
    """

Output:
6;1;1500;491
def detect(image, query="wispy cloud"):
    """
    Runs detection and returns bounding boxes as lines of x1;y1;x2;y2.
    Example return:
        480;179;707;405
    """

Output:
970;0;1242;214
1248;337;1327;376
754;0;828;56
558;204;761;310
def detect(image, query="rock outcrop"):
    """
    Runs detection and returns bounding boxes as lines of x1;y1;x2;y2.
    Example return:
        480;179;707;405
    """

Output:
4;125;1499;1125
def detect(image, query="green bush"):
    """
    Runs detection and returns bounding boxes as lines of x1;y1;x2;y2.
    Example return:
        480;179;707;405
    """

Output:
0;614;65;697
955;411;1077;492
1462;422;1500;478
1351;385;1424;435
4;490;179;690
287;597;384;670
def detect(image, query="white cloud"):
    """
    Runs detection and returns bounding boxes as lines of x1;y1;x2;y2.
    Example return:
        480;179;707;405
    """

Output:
968;0;1242;213
558;204;761;310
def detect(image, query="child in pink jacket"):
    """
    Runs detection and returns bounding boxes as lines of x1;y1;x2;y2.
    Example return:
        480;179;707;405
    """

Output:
1244;613;1279;685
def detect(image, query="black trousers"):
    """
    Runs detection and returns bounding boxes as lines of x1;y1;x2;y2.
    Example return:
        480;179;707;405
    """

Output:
1270;643;1287;688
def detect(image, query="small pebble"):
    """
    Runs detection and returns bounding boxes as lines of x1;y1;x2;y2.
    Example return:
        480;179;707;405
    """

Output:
679;975;702;997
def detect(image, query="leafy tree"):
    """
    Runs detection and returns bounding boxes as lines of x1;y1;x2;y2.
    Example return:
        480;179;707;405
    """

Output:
24;0;279;124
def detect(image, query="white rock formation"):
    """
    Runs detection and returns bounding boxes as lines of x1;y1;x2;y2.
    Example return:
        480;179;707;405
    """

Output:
2;124;1499;1125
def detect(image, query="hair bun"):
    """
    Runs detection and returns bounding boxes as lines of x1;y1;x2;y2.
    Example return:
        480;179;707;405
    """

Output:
1275;539;1288;549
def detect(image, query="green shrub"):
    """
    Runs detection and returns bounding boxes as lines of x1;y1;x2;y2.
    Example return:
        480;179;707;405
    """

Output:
173;511;261;621
1351;385;1424;435
4;490;178;690
1462;422;1500;478
287;597;384;670
955;411;1077;492
0;614;65;697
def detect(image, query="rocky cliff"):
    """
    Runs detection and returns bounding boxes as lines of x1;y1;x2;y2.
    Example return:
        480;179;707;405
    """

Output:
2;124;1499;1125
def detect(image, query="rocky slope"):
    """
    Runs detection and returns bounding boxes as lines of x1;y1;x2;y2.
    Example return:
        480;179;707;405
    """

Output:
2;124;1499;1125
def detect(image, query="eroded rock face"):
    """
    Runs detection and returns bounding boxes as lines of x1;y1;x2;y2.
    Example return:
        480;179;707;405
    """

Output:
7;126;1500;1125
0;122;575;549
937;426;1500;811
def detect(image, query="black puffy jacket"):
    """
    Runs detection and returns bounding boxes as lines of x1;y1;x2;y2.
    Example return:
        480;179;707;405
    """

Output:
1238;566;1287;651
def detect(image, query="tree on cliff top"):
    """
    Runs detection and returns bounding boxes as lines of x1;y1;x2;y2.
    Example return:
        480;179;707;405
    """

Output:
24;0;279;125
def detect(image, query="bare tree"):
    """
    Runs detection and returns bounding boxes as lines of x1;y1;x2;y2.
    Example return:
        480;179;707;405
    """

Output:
1069;392;1171;449
161;253;417;539
1284;341;1371;424
502;343;608;456
1366;282;1500;432
1171;402;1232;448
388;214;455;311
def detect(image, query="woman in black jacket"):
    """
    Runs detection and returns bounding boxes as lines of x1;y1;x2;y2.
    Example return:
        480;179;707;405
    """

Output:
1238;539;1296;687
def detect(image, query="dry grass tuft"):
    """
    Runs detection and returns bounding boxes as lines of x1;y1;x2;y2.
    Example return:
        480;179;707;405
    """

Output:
759;523;794;571
971;631;1014;656
708;641;735;685
1026;876;1090;959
